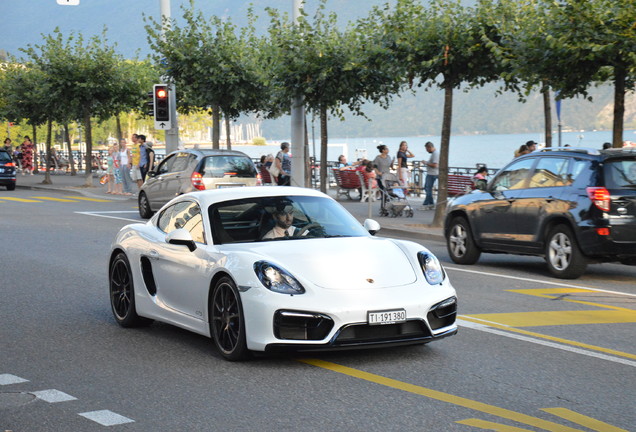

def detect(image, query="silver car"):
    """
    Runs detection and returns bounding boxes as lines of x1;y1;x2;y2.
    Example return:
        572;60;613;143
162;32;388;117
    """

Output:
138;148;259;218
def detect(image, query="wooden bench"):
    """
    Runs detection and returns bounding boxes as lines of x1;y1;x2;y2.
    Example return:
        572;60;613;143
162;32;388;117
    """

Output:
332;168;362;200
447;174;474;196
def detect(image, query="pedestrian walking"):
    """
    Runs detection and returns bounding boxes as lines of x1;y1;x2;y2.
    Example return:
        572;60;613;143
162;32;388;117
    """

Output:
20;136;34;175
129;134;144;189
396;140;414;189
138;134;149;182
13;145;23;171
145;141;155;172
118;139;134;195
421;141;439;210
105;144;115;194
275;142;291;186
372;144;393;190
2;138;11;152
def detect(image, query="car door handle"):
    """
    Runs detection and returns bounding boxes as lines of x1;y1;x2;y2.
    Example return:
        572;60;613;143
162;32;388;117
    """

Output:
546;196;554;203
148;250;160;260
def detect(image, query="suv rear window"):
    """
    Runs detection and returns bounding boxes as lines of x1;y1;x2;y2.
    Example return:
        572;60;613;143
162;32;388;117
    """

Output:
0;151;12;163
201;156;256;178
604;159;636;188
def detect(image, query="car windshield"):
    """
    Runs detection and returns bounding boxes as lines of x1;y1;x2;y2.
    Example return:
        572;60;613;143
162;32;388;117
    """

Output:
208;196;369;244
202;156;256;178
605;159;636;188
0;151;11;163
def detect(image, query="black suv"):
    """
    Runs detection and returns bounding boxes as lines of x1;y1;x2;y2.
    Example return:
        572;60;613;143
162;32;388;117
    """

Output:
0;149;17;190
444;147;636;278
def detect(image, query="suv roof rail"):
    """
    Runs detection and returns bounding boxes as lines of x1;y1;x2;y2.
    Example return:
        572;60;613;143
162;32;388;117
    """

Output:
538;147;600;155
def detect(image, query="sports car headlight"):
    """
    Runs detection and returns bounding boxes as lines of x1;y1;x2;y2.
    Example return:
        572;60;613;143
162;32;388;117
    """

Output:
418;252;445;285
254;261;305;295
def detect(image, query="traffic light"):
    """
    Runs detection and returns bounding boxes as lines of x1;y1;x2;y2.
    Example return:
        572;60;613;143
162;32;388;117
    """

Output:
146;91;154;116
154;84;170;122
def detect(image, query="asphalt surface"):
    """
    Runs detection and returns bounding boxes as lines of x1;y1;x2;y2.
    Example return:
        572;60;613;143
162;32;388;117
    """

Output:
14;171;445;241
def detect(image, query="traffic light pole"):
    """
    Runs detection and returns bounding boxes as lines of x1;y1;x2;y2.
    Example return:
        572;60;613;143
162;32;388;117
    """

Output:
161;0;179;154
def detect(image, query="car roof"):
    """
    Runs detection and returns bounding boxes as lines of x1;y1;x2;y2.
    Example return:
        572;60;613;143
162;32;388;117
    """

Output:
166;148;252;158
170;186;330;207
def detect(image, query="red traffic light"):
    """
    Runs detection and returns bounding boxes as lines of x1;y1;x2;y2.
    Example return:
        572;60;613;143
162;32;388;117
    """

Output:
156;88;168;99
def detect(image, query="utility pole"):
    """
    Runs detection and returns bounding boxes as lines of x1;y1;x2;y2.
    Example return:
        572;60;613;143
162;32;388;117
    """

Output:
290;0;306;187
160;0;180;153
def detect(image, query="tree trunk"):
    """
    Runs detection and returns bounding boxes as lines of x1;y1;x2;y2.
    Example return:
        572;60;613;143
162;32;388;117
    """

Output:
612;63;626;148
225;115;232;150
116;115;123;142
83;111;93;187
542;82;552;148
319;105;328;194
43;119;53;184
32;123;39;174
431;82;453;228
304;115;311;187
65;124;76;176
212;106;220;149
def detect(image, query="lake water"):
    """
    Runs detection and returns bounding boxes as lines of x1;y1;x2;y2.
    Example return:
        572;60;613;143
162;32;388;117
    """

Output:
231;130;636;170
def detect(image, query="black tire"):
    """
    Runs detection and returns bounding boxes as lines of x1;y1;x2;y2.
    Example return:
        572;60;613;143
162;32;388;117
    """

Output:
545;224;587;279
210;277;249;361
6;183;16;191
447;216;481;265
138;192;154;219
109;252;153;327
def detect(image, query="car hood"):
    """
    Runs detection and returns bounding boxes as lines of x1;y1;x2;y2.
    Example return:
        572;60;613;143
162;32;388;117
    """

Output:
237;237;419;289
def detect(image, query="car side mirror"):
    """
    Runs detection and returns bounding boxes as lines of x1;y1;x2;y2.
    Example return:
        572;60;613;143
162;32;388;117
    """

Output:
166;228;197;252
147;170;156;178
364;219;381;236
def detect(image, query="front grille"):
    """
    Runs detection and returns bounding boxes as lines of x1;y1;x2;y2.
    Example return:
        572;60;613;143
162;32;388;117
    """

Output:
274;310;334;341
333;320;431;345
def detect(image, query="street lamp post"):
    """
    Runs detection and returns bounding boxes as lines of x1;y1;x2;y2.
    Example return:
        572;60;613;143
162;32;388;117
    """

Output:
160;0;179;154
290;0;306;187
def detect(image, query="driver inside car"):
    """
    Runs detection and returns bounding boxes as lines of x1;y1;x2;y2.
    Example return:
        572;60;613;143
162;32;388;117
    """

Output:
262;204;304;239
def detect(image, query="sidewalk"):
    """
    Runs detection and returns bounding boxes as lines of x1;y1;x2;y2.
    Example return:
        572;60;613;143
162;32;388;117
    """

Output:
14;172;444;241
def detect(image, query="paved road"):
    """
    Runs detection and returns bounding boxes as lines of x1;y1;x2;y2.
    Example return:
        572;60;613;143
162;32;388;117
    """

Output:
1;187;634;431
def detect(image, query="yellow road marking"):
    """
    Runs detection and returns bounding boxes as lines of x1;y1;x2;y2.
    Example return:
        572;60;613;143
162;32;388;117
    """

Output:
456;418;535;431
31;196;79;202
542;407;628;432
460;315;636;360
465;310;636;327
508;288;635;312
0;197;42;203
62;196;112;202
298;358;586;432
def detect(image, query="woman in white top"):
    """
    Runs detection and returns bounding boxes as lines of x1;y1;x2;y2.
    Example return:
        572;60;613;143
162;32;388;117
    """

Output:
118;139;134;195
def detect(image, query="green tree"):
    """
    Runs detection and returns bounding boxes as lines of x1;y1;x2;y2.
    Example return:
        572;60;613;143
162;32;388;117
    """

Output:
540;0;636;148
375;0;503;226
264;3;402;191
22;28;152;185
146;3;267;149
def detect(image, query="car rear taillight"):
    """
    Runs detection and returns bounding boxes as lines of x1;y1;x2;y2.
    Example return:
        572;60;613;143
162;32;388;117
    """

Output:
4;162;15;167
586;187;610;212
256;173;263;186
191;172;205;191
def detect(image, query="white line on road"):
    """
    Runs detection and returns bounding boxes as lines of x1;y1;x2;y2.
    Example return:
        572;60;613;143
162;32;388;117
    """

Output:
445;266;636;297
0;374;29;385
457;318;636;368
75;211;140;222
31;389;77;403
79;410;135;426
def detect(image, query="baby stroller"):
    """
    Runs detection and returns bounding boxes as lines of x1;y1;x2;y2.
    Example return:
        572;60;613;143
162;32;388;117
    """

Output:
378;173;414;218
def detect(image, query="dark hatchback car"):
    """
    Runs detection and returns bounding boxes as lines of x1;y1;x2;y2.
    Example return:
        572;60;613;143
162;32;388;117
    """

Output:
0;149;17;190
138;148;259;218
445;147;636;278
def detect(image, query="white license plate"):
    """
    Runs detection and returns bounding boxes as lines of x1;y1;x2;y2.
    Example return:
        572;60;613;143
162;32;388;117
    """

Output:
368;309;406;325
216;184;243;189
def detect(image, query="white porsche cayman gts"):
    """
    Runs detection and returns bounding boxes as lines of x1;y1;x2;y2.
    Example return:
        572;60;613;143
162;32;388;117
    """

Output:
109;187;457;360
